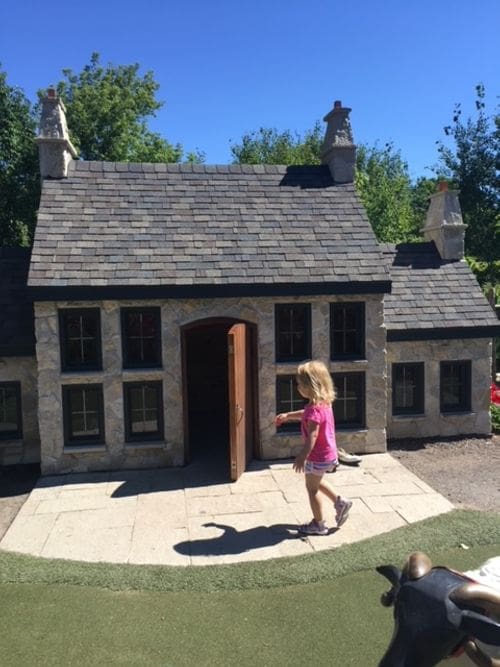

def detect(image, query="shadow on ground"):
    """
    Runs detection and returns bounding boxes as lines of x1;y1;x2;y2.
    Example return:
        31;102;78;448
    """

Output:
0;464;40;498
174;521;315;557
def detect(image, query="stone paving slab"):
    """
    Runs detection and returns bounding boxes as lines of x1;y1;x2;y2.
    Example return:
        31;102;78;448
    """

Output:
0;454;455;566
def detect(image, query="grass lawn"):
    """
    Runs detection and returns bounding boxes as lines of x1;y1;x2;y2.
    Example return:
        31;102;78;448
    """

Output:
1;510;499;666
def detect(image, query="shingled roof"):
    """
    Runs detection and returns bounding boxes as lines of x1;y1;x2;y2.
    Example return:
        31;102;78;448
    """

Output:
382;242;500;340
0;248;35;356
28;162;390;298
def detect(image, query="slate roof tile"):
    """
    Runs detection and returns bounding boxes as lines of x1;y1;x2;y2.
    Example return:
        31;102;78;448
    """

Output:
29;163;389;289
383;243;499;333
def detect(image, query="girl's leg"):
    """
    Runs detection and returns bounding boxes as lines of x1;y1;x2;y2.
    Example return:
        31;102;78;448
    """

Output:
305;473;325;523
318;477;338;504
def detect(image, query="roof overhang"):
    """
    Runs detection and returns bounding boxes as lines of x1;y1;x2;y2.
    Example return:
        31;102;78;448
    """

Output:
28;280;392;301
387;325;500;342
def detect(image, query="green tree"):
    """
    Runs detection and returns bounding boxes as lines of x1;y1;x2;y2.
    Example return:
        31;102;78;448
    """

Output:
52;53;200;163
0;68;40;245
231;125;424;243
230;123;323;165
436;84;499;282
355;143;424;243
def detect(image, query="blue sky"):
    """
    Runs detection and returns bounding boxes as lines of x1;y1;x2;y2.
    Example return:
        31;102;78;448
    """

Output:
1;0;498;178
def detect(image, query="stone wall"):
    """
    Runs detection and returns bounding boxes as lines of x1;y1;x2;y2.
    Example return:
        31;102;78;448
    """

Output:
266;294;387;458
35;293;386;474
387;338;492;439
0;356;40;464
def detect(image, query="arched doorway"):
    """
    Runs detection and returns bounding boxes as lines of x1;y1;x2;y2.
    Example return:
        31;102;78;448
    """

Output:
181;318;259;480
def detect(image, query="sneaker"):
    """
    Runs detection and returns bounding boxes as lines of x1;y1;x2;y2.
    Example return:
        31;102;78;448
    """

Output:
338;448;362;466
298;519;328;536
335;497;353;527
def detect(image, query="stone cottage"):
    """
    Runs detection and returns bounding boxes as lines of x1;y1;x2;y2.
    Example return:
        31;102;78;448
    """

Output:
1;90;498;478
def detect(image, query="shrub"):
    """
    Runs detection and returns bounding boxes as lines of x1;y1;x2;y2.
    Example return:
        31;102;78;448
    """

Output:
491;403;500;432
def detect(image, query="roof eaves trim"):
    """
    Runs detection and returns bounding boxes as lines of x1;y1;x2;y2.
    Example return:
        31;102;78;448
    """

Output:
29;280;392;301
387;325;500;342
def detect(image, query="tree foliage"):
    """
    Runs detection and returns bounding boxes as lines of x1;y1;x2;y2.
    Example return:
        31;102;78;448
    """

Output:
355;143;426;243
52;53;195;163
231;125;425;243
0;68;40;246
436;84;499;283
230;123;323;165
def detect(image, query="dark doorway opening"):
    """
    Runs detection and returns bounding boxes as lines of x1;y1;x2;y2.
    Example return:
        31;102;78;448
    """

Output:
182;318;259;480
184;321;231;474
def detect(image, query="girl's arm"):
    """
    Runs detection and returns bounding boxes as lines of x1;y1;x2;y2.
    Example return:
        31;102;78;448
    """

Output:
293;420;320;473
275;409;304;426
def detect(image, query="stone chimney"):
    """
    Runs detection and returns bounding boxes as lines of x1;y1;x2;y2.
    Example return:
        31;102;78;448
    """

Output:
422;182;467;260
36;87;77;178
320;100;356;183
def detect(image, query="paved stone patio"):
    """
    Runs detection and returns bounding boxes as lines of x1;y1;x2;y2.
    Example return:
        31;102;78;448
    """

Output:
0;454;454;566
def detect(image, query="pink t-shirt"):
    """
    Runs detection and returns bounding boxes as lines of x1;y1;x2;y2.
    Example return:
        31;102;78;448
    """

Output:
301;403;337;463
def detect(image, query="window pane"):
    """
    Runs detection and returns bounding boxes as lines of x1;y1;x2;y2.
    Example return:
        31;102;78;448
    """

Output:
70;389;84;412
122;309;161;367
70;388;99;437
83;389;99;412
63;385;103;444
143;387;157;409
82;338;98;363
83;412;99;436
125;382;162;440
140;313;157;337
60;310;100;369
440;361;470;412
129;387;143;410
275;304;310;361
141;340;158;364
67;339;82;364
392;363;424;415
81;317;98;338
0;387;19;433
71;413;86;436
66;315;82;338
127;313;142;336
332;373;365;428
331;303;364;359
127;340;143;363
276;376;306;432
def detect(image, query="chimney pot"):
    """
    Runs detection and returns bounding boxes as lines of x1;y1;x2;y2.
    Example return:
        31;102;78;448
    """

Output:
422;187;467;260
320;99;356;183
36;88;77;178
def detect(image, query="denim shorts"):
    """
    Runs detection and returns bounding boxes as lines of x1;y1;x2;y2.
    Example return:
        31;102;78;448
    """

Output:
304;459;338;476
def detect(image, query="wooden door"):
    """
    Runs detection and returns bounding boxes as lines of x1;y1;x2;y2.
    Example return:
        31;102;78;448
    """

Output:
228;323;247;481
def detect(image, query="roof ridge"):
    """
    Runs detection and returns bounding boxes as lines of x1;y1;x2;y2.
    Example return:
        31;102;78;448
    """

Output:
70;161;331;174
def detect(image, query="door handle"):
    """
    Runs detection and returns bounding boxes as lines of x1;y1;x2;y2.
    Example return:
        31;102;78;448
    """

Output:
236;404;244;424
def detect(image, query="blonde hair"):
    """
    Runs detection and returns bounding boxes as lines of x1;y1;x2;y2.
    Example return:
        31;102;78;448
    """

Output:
296;360;336;405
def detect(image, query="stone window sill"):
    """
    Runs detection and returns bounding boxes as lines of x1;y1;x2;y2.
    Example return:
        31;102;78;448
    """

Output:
63;445;107;454
336;427;368;433
392;414;426;420
125;441;166;449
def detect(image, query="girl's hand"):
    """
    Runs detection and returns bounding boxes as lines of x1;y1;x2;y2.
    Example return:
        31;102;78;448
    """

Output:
275;413;288;426
293;452;307;473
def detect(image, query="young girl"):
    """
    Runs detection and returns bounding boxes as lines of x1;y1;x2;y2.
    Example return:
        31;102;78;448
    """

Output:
275;360;352;535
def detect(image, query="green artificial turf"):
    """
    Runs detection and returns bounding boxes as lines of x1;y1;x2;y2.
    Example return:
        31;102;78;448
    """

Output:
0;510;499;666
0;509;498;593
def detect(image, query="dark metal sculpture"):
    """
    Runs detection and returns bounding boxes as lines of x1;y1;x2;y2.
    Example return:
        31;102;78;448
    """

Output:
377;551;500;667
